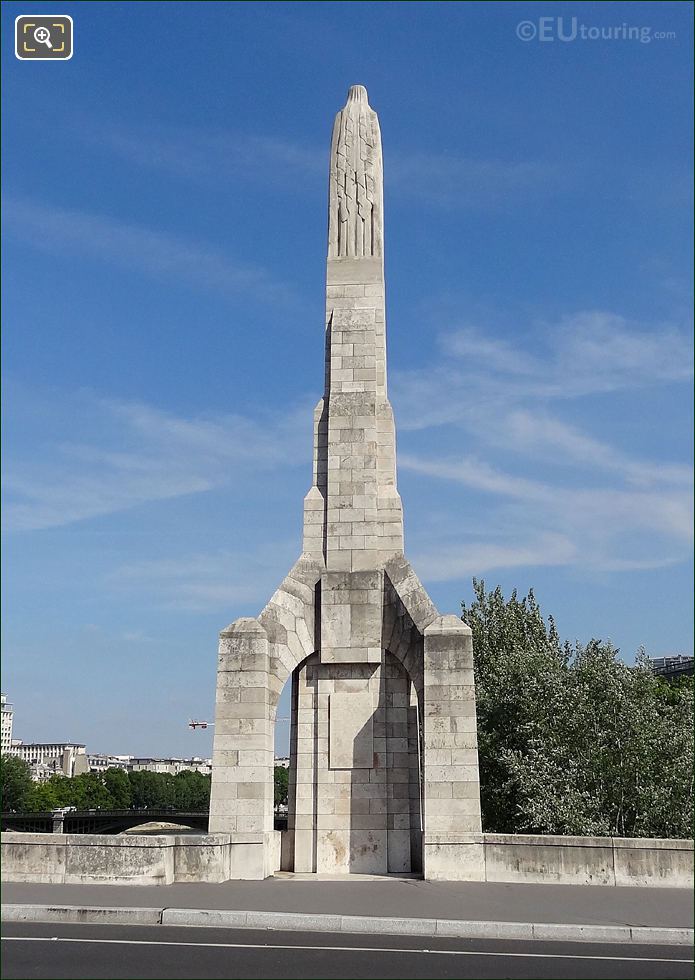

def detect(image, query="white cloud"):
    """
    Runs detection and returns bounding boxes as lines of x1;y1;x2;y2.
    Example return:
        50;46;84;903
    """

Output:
77;120;324;187
502;411;693;488
4;465;213;533
405;311;693;423
400;450;692;576
2;197;297;306
387;152;561;209
439;327;538;375
401;452;692;541
70;117;561;212
391;307;692;575
412;533;576;581
108;546;297;613
3;390;308;532
548;311;693;392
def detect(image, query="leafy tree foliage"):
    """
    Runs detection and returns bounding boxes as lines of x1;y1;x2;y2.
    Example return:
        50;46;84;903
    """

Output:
24;778;65;811
7;768;211;813
172;771;211;811
128;770;174;810
274;765;289;807
463;580;694;838
0;754;33;810
103;768;132;809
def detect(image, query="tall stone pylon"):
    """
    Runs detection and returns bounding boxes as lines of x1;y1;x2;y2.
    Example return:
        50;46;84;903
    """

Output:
209;86;483;881
302;83;403;581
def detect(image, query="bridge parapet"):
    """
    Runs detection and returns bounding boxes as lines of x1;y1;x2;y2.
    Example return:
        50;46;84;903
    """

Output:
0;810;209;835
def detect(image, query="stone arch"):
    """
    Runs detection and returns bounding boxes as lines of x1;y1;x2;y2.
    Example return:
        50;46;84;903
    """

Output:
258;554;322;702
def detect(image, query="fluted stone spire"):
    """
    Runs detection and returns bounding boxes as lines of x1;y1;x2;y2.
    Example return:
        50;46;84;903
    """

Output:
303;84;403;575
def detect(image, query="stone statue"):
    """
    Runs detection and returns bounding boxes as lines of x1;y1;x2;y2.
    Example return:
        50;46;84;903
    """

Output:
329;84;383;259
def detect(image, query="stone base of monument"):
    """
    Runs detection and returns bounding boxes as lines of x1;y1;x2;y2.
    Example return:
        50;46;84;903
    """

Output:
2;831;691;887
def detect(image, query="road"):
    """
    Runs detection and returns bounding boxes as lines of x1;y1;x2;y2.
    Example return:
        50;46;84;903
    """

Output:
2;922;693;979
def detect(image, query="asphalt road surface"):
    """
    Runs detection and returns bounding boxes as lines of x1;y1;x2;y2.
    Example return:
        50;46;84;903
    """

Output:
2;922;693;979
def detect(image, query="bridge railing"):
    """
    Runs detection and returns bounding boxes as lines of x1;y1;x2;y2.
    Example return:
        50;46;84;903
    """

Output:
1;810;210;835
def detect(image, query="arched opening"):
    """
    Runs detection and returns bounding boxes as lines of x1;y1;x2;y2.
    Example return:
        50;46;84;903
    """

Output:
278;649;422;875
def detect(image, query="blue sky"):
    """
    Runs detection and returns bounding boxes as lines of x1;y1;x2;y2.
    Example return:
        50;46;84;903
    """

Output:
2;1;692;759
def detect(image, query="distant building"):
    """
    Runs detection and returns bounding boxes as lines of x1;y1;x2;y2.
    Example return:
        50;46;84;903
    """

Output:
128;757;212;776
274;757;290;769
650;655;694;681
12;742;89;781
1;694;14;754
88;754;133;773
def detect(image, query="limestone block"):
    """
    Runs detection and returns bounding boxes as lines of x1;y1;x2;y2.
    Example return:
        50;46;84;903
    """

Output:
329;690;374;769
349;831;389;874
293;829;315;873
612;836;695;888
423;839;486;881
452;780;481;797
387;829;412;873
0;834;67;883
64;837;174;886
320;570;384;662
230;841;267;880
212;782;240;800
351;813;388;830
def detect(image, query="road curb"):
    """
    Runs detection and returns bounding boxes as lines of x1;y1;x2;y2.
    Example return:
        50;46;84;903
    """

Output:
2;904;693;946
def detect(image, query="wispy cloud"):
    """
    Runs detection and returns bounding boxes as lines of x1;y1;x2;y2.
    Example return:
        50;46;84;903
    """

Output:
501;411;692;489
69;116;560;212
78;120;324;187
2;197;297;306
548;312;693;392
440;328;539;375
401;453;692;544
66;114;691;216
107;545;297;613
394;307;692;579
412;532;577;581
396;312;693;431
3;390;307;532
388;153;562;209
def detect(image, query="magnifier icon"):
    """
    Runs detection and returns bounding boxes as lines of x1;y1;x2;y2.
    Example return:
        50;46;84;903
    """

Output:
34;26;53;48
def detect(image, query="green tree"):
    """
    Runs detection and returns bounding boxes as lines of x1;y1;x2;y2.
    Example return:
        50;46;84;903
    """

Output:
274;765;289;808
462;581;570;833
462;580;694;838
128;770;176;809
24;780;61;811
173;771;211;811
60;772;114;810
44;775;73;808
128;770;159;808
103;768;132;809
0;754;33;811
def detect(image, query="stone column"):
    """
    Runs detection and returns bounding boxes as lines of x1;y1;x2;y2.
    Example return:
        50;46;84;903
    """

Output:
422;616;484;880
208;618;274;877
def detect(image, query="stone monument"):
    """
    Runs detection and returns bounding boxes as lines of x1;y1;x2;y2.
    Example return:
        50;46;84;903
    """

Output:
209;85;483;880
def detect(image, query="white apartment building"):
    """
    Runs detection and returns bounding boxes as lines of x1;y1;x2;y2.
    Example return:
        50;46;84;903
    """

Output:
12;742;89;781
88;754;133;773
129;757;212;776
1;694;14;754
